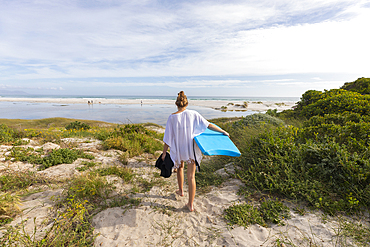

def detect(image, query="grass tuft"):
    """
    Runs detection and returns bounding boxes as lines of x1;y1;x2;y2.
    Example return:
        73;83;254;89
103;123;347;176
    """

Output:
0;170;51;193
94;166;134;183
224;198;290;228
6;146;95;170
0;193;20;227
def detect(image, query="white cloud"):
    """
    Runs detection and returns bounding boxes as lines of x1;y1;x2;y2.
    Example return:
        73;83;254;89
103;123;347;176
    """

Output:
0;0;368;96
49;87;65;90
261;79;295;82
0;83;65;91
67;79;254;88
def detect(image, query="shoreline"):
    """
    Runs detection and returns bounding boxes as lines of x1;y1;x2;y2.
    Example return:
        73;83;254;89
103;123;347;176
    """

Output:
0;97;296;112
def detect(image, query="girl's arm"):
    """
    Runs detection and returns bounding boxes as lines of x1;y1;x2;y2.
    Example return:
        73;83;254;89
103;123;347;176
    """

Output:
208;123;230;137
162;143;169;160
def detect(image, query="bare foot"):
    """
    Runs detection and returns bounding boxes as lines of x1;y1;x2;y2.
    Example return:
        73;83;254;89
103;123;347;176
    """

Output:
186;203;195;212
176;190;184;196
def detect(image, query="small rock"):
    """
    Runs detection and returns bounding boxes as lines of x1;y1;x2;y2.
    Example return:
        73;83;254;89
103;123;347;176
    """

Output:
41;142;60;151
215;163;240;177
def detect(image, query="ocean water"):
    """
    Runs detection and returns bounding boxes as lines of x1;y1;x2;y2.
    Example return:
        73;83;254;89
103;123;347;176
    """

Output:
0;101;257;126
0;94;300;102
0;95;299;126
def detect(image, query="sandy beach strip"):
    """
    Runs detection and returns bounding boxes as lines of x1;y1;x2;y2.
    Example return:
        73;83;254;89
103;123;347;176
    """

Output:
0;97;297;112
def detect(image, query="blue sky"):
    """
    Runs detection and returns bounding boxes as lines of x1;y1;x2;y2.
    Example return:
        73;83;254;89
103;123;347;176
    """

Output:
0;0;369;97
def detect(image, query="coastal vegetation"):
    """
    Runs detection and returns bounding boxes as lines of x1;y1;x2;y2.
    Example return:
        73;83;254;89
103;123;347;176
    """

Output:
213;78;370;245
218;79;370;215
0;117;113;130
225;198;290;228
0;121;163;158
7;147;94;170
232;113;284;127
99;124;163;157
340;77;370;95
65;120;91;130
1;77;370;245
0;121;164;245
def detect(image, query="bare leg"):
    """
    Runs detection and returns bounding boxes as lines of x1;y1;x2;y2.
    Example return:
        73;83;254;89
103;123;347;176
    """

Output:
186;162;196;211
176;162;184;196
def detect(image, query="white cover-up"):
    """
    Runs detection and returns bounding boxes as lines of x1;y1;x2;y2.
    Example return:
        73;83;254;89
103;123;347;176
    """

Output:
163;109;210;168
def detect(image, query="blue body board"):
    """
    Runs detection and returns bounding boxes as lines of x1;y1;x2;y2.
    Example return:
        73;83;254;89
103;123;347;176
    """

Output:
194;124;241;157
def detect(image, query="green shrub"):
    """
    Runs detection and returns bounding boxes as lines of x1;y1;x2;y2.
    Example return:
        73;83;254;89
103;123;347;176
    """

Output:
303;112;370;127
94;166;134;182
300;89;323;105
102;124;163;157
224;203;264;228
294;90;323;113
341;77;370;95
300;122;370;153
62;173;113;204
259;198;290;225
0;124;16;144
65;121;91;130
236;125;370;215
40;148;94;170
7;147;44;164
266;109;278;117
300;113;370;153
7;147;94;170
232;82;370;216
233;113;284;128
224;198;290;228
296;89;370;118
93;127;113;141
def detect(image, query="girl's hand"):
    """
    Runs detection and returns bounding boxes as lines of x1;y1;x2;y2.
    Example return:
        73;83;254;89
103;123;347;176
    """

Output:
162;143;169;161
208;123;230;137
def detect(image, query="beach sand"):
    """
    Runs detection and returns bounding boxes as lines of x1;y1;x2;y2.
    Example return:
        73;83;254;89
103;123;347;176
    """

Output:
0;97;296;112
0;132;358;246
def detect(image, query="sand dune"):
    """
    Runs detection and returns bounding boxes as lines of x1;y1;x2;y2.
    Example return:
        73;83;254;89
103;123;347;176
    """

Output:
0;135;357;246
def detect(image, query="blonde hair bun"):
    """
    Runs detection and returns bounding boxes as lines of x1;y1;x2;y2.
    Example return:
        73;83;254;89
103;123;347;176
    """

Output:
175;91;188;107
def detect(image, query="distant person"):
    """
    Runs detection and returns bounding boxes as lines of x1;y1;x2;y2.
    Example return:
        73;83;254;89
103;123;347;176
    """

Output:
162;91;229;212
87;101;90;104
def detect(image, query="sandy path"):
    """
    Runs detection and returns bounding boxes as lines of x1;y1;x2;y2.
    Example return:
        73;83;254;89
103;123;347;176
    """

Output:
92;165;338;246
